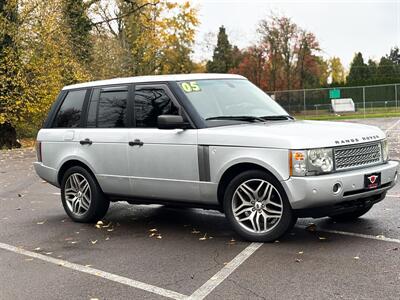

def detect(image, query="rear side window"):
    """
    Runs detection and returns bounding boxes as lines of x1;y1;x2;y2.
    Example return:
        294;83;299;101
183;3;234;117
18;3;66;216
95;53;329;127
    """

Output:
88;86;128;128
134;86;179;128
53;89;86;128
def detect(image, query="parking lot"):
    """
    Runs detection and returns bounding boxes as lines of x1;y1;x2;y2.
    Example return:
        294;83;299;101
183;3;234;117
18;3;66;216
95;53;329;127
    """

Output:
1;117;399;300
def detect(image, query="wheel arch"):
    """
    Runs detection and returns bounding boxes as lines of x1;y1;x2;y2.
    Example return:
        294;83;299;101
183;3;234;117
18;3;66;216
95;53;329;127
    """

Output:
216;162;282;206
57;159;97;187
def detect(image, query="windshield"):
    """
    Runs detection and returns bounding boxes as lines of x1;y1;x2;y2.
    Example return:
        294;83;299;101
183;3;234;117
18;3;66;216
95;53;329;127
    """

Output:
178;79;289;124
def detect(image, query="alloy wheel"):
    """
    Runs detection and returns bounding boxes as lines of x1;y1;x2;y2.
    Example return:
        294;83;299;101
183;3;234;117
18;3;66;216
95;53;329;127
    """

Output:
231;179;283;233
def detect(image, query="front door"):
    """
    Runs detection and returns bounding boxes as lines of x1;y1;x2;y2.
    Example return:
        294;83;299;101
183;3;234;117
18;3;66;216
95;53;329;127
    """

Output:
128;84;200;202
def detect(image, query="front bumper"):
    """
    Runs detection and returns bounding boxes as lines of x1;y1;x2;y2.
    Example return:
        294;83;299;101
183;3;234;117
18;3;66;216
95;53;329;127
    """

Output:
281;160;399;211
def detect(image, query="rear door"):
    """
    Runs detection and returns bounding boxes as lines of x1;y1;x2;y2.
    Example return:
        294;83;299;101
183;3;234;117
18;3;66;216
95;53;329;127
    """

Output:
41;89;88;173
127;84;200;202
75;85;131;196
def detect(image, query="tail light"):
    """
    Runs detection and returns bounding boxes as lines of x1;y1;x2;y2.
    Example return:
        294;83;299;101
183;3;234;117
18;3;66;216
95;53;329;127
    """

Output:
35;141;42;162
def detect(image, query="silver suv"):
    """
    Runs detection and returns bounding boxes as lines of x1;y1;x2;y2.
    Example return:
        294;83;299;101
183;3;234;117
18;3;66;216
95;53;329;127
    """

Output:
34;74;399;242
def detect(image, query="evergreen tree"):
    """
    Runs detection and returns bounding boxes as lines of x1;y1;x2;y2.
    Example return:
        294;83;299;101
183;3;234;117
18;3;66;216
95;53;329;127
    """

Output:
388;46;400;65
206;26;233;73
367;59;378;80
347;52;369;85
62;0;92;64
0;0;23;147
377;56;396;79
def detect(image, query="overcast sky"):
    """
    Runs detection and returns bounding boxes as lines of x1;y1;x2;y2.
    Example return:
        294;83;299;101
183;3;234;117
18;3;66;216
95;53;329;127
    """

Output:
187;0;400;68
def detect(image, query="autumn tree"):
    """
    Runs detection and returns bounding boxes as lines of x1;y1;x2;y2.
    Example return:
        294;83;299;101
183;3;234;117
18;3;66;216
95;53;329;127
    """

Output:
230;45;268;90
92;0;198;77
329;57;345;84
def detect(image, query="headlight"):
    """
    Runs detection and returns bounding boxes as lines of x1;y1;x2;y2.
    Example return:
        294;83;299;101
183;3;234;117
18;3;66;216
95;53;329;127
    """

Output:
381;139;389;162
307;148;334;174
290;148;333;177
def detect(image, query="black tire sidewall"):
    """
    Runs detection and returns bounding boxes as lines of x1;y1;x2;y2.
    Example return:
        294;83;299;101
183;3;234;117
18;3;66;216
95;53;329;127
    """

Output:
223;170;296;242
61;166;109;223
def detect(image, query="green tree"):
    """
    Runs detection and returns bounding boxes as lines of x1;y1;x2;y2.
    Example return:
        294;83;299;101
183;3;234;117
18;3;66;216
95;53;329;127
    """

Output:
377;56;396;79
347;52;369;85
0;0;25;133
206;26;233;73
62;0;93;64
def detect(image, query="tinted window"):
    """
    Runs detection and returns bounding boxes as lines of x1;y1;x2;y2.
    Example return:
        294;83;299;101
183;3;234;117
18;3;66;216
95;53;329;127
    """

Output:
97;87;128;128
134;86;179;128
53;90;86;128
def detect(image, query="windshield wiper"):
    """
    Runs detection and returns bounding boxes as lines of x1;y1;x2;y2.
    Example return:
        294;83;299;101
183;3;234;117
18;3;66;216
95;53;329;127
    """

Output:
260;115;294;121
205;116;266;123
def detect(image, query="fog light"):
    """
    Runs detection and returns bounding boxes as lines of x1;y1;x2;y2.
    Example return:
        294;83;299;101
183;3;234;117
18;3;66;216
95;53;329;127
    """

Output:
333;183;342;194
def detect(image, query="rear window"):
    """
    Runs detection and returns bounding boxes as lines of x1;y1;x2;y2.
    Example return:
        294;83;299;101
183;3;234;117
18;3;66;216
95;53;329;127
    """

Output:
53;90;87;128
86;86;128;128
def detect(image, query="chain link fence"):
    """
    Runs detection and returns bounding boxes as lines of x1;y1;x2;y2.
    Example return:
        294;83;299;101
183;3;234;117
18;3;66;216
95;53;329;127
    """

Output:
268;83;400;117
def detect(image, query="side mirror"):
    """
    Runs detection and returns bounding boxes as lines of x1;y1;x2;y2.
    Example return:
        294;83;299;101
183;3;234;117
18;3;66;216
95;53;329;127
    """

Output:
157;115;190;130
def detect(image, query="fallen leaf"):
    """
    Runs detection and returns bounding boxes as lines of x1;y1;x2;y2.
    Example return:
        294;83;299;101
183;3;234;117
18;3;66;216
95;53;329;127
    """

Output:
227;238;236;245
149;228;158;232
295;258;303;263
149;233;156;237
96;221;104;226
107;228;114;232
36;220;46;225
354;256;360;260
191;229;200;234
95;224;101;229
101;222;112;228
45;252;53;255
318;236;327;240
156;234;162;239
70;241;78;244
306;223;317;232
91;240;98;245
298;251;304;255
199;234;207;241
34;247;41;251
105;237;110;241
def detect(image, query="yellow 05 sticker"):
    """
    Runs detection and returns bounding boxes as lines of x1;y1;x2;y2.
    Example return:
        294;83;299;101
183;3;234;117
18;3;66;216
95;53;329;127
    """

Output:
180;81;201;93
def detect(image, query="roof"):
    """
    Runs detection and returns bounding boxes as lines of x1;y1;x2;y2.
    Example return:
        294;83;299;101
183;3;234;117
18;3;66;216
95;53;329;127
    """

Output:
62;73;246;90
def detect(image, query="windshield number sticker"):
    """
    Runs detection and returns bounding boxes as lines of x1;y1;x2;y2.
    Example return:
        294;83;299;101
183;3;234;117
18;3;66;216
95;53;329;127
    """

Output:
181;82;201;93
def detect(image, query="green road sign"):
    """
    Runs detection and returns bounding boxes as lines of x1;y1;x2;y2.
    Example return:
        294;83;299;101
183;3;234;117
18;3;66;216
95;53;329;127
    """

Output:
329;89;341;99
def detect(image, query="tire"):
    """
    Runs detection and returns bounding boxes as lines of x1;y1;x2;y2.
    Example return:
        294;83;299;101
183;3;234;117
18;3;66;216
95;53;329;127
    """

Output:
61;166;109;223
329;206;372;222
223;170;297;242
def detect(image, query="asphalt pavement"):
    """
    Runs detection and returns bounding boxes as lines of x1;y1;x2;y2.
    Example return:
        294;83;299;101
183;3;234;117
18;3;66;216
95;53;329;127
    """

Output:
0;117;399;300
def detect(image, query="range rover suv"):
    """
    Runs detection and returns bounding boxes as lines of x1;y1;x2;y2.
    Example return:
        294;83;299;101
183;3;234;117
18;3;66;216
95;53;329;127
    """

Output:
34;74;399;242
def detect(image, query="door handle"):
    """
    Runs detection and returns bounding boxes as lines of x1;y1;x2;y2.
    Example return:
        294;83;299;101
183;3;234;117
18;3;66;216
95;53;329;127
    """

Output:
129;139;144;147
80;138;93;145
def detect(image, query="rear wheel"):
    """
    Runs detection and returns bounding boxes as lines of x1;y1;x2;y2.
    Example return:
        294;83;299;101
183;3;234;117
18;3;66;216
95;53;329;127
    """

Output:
61;166;109;223
223;170;297;242
329;206;372;222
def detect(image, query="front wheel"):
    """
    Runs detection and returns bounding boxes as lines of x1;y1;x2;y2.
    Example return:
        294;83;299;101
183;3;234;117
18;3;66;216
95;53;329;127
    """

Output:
223;170;297;242
61;166;110;223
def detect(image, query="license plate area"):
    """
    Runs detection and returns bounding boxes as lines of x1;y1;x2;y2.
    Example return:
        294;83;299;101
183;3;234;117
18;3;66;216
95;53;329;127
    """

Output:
364;172;381;190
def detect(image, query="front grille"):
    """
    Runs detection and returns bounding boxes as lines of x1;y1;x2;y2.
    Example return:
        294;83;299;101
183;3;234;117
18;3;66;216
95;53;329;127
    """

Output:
334;142;382;171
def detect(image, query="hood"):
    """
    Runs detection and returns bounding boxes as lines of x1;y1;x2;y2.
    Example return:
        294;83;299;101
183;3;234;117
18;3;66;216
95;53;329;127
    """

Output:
198;120;385;149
